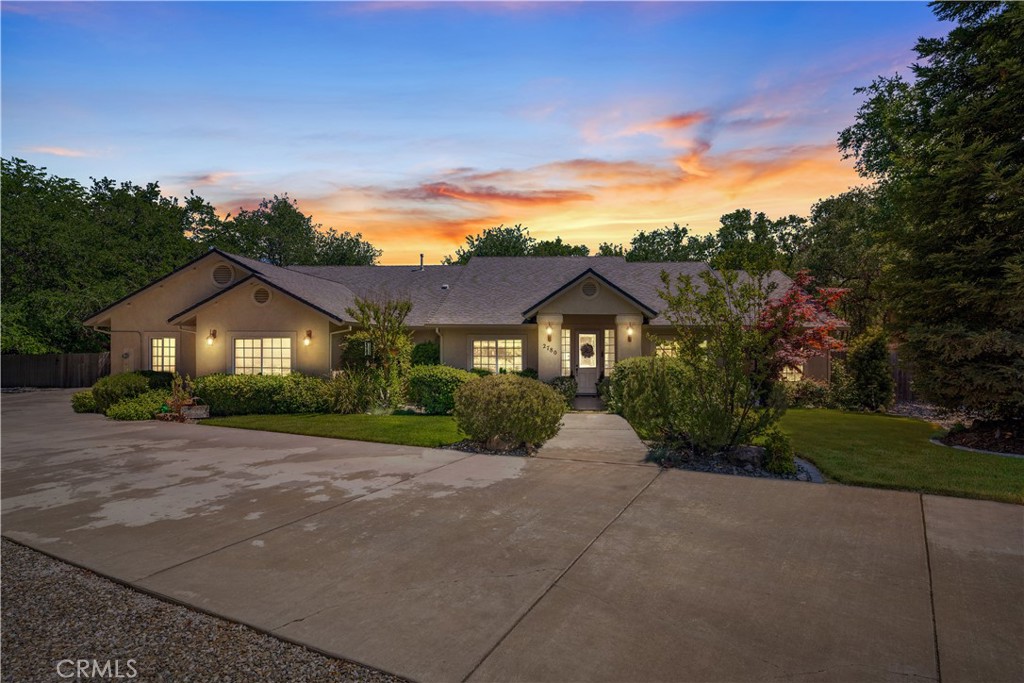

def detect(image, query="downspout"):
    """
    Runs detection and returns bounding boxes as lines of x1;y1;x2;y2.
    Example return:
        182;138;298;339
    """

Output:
435;327;443;364
89;326;142;373
330;326;352;373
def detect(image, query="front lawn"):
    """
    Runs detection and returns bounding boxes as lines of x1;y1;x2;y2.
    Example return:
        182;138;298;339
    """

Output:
780;409;1024;505
202;413;464;448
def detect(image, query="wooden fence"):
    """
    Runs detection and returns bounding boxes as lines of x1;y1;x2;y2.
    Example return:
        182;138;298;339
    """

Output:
1;353;110;389
890;349;915;403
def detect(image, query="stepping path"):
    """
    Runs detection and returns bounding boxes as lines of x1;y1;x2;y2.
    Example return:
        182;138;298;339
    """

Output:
537;412;651;465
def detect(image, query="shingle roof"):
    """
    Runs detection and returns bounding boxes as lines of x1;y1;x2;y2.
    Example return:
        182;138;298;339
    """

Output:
152;249;795;328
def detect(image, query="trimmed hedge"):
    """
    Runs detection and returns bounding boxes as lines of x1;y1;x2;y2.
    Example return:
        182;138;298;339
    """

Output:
192;373;331;416
411;341;441;366
547;376;577;407
454;374;566;451
106;390;171;421
407;365;478;415
92;373;151;412
71;390;98;413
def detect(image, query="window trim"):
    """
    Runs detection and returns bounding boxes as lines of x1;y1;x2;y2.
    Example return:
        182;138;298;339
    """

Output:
230;331;296;376
146;333;179;373
466;334;526;374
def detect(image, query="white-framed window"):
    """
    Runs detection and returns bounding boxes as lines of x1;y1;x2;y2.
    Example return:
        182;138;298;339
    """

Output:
603;329;616;373
471;338;523;374
234;337;292;375
655;339;679;358
781;365;804;382
150;337;176;372
561;328;572;376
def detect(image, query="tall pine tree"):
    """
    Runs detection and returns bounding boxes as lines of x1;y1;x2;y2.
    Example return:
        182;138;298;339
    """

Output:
839;1;1024;420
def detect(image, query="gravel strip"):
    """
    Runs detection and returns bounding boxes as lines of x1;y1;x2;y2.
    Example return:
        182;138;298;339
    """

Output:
887;401;975;429
1;538;406;683
647;448;817;482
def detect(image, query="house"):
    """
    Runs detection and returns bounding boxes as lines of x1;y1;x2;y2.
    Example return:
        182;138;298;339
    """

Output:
84;248;831;396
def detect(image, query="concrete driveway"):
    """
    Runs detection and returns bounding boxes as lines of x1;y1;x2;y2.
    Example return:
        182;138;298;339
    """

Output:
2;390;1022;682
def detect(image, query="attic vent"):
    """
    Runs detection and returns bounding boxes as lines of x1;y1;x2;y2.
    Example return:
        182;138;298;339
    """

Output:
581;280;599;298
212;263;233;286
252;287;271;305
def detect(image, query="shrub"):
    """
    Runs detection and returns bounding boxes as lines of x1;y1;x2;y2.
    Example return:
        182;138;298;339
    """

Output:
469;368;493;377
603;356;689;440
192;373;331;416
328;369;376;414
547;376;577;407
826;362;859;410
136;370;175;390
71;390;97;413
411;341;440;366
407;365;478;415
92;372;151;412
754;426;796;474
454;374;566;451
514;368;539;380
783;378;830;408
106;390;171;421
845;329;895;411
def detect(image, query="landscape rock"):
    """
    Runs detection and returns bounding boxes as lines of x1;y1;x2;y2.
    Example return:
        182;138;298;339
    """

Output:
728;445;766;468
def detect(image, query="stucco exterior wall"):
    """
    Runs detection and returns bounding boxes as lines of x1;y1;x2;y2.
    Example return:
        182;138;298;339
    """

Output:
437;326;537;372
537;278;642;317
106;256;252;376
194;281;332;376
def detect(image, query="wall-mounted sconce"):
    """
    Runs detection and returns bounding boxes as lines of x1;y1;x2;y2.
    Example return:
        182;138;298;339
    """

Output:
546;323;553;342
626;323;634;343
206;329;217;346
303;329;313;347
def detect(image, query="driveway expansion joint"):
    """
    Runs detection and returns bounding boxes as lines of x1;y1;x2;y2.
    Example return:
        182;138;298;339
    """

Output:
920;494;943;683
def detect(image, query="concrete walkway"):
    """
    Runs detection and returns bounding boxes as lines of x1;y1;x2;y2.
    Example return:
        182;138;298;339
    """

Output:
2;389;1022;683
537;412;651;465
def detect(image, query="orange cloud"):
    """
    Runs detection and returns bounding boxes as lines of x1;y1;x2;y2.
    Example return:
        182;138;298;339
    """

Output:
644;111;710;131
384;182;592;206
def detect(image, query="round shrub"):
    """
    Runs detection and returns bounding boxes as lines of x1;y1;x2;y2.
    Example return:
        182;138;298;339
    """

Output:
783;378;830;408
411;341;441;366
71;390;97;413
514;368;539;380
92;373;150;413
407;365;478;415
106;390;171;421
454;374;566;451
754;426;796;474
136;370;175;390
469;368;493;377
603;356;689;439
547;376;577;407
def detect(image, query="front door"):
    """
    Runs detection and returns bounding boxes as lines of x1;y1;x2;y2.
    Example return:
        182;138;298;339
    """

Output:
575;331;600;395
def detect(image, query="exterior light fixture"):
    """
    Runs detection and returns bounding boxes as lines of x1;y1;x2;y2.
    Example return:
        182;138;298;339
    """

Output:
627;323;633;343
206;329;217;346
546;323;553;342
304;330;313;346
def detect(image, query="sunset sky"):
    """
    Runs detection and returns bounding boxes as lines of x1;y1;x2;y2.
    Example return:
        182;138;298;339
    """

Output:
2;2;947;264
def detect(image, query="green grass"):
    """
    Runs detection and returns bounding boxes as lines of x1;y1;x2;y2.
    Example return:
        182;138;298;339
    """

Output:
202;413;464;448
780;409;1024;505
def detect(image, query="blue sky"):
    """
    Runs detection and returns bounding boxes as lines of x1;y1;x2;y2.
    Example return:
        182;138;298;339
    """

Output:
1;2;946;263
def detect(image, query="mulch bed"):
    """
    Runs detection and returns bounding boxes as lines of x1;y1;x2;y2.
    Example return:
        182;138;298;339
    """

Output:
941;421;1024;455
440;440;531;457
646;447;814;482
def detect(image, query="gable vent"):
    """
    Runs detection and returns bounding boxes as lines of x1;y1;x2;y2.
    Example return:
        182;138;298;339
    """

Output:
252;287;271;305
212;263;233;286
581;280;599;298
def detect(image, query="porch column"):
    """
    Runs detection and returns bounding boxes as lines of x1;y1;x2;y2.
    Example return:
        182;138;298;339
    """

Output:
616;314;643;360
536;313;563;382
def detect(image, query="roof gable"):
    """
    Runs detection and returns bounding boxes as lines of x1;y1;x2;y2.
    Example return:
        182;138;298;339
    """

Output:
521;268;658;319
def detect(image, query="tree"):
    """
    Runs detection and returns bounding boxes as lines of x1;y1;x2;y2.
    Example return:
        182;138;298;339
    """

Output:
794;188;892;336
844;328;895;411
710;209;803;273
202;194;380;266
344;296;414;410
532;237;590;257
621;223;717;262
1;158;207;353
839;1;1024;420
656;268;844;454
444;224;589;263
